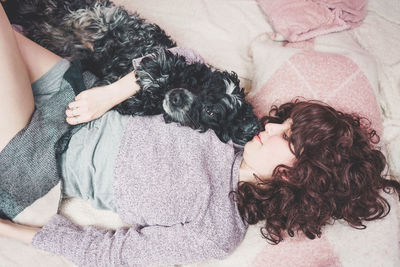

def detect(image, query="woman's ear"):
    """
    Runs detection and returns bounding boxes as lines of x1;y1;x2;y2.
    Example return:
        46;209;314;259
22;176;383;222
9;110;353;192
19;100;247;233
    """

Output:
277;168;290;182
281;172;289;182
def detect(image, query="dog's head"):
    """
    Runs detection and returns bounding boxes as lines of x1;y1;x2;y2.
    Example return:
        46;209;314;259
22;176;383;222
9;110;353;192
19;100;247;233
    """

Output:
160;63;260;145
136;49;260;145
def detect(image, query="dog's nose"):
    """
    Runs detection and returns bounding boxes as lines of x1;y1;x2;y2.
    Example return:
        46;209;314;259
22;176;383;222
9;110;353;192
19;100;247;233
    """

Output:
170;90;185;107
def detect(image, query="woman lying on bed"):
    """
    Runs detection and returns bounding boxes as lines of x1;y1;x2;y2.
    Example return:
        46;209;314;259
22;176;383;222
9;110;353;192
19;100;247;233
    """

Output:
0;5;399;267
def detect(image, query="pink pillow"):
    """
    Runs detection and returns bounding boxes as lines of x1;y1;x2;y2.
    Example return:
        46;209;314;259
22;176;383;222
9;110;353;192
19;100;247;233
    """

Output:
247;34;383;135
256;0;367;42
252;235;341;267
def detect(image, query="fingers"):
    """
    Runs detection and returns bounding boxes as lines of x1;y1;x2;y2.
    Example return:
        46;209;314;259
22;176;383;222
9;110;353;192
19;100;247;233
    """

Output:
66;111;91;125
66;101;85;125
66;115;82;125
66;96;85;115
65;89;105;125
68;99;80;109
65;106;79;117
66;99;95;125
66;106;81;125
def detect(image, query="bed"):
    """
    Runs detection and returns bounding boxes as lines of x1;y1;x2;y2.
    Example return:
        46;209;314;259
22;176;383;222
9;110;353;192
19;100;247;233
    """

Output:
1;0;399;266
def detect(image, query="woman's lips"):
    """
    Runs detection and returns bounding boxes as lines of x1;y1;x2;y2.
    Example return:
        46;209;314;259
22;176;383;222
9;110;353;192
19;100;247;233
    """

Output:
255;134;263;144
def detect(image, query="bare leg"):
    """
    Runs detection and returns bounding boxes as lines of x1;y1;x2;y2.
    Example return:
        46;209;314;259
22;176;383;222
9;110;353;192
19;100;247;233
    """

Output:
0;4;62;151
13;31;63;84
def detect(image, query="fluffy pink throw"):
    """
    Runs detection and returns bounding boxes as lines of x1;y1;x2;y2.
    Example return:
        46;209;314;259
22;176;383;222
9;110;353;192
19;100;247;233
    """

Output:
257;0;367;42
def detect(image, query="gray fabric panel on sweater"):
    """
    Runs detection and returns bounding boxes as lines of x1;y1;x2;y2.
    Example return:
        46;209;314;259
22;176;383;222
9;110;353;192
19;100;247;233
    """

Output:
0;60;95;219
29;58;120;211
61;110;130;211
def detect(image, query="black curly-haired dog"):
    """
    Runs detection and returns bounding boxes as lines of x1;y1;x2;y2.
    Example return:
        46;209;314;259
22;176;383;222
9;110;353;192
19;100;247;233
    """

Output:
127;49;260;145
2;0;260;145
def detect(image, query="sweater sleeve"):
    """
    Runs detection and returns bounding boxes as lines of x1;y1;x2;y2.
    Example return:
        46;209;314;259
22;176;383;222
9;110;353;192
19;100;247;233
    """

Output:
32;214;228;267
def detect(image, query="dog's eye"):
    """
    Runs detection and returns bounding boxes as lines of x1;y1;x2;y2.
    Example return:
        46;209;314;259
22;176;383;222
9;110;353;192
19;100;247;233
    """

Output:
204;107;214;116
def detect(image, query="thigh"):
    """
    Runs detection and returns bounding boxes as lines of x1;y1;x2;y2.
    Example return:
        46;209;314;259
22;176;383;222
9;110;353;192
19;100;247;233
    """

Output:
14;31;63;84
0;5;63;151
0;5;34;151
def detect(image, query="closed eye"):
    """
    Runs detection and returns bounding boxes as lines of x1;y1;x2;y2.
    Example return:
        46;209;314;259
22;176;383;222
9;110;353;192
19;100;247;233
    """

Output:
282;132;289;140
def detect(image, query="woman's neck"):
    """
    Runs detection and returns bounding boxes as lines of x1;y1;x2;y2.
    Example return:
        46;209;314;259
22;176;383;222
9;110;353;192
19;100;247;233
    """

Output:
238;159;257;183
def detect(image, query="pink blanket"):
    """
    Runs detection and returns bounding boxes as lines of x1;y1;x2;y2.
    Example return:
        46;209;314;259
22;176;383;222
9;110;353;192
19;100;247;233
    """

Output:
257;0;367;42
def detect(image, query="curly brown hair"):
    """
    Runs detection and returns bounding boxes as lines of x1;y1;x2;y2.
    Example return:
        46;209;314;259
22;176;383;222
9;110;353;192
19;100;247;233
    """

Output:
233;100;400;244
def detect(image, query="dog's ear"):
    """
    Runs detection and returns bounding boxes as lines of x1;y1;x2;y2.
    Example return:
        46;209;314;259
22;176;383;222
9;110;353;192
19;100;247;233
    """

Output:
136;48;191;89
228;102;260;145
223;79;238;95
222;71;242;95
218;72;260;145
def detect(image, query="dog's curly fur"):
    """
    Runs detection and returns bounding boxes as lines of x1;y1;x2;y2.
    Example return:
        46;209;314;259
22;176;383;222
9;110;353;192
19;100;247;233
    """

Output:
3;0;260;145
3;0;176;84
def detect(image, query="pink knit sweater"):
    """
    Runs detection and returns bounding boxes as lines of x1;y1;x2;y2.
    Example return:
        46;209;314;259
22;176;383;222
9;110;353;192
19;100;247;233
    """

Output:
32;115;246;266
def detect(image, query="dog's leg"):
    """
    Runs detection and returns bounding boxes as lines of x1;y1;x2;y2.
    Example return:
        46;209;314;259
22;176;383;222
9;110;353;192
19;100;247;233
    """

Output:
73;4;176;84
4;0;177;86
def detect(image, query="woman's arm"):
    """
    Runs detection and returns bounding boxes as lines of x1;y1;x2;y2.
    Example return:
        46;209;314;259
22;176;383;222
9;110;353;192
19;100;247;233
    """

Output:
0;218;40;245
65;70;140;125
29;214;226;266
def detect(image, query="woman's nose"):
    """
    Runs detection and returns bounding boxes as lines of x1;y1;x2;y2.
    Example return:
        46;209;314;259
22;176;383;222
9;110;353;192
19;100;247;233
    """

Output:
265;123;284;135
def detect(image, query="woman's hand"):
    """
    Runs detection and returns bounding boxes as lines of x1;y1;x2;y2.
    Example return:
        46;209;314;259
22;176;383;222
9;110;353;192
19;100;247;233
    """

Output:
66;70;140;125
66;85;118;125
0;218;41;244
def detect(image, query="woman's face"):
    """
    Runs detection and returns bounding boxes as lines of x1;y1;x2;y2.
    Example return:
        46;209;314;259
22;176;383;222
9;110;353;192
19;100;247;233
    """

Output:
242;119;295;179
